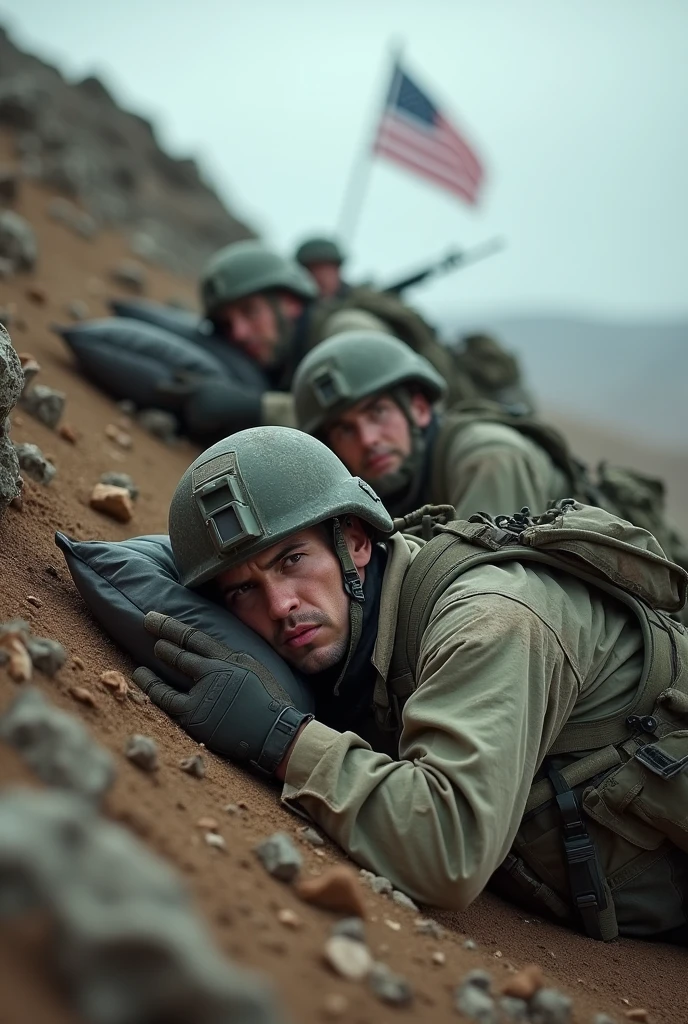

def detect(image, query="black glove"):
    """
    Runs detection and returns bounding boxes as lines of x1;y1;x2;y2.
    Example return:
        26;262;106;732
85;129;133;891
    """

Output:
132;612;312;777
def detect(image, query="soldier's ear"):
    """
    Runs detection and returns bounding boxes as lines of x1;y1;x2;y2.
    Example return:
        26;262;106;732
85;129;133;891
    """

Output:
409;392;433;428
342;516;372;570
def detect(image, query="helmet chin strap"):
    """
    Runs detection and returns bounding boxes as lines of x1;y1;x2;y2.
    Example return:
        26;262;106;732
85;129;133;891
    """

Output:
330;516;365;696
264;293;296;372
366;389;428;515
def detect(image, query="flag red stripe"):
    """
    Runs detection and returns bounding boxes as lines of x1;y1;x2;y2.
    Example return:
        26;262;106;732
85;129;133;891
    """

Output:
382;109;483;184
374;136;479;203
377;118;481;189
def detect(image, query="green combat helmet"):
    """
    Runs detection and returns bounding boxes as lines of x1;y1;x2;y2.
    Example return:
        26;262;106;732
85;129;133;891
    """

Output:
293;330;448;436
295;236;345;267
169;425;394;589
200;241;318;320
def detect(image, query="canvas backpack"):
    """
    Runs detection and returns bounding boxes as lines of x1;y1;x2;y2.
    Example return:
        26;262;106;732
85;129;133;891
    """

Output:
378;499;688;940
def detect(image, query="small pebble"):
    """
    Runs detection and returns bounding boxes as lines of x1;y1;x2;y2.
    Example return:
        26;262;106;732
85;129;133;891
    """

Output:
455;980;497;1023
254;832;302;882
196;816;219;831
204;832;226;851
99;669;129;699
0;633;32;681
494;950;503;958
58;423;78;444
224;803;239;814
99;471;138;499
124;734;158;772
431;951;445;966
296;865;366;917
414;917;445;940
89;483;133;523
624;1013;648;1024
25;636;67;676
323;936;372;981
277;908;301;929
66;299;89;321
370;875;393;896
502;964;545;1001
26;595;42;608
331;917;365;943
322;993;349;1019
104;423;133;449
529;988;572;1024
391;889;418;911
69;685;97;708
179;754;205;778
72;655;85;669
383;918;401;932
464;938;478;950
500;996;529;1020
368;962;413;1006
299;825;324;847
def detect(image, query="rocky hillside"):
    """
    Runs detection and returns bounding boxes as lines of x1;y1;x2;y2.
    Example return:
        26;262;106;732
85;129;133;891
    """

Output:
0;24;254;275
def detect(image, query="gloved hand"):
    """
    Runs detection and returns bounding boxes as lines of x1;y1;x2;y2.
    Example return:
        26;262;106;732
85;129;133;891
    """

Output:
132;612;312;777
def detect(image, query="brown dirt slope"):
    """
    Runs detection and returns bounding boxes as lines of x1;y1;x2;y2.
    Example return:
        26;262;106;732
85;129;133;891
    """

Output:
0;173;686;1024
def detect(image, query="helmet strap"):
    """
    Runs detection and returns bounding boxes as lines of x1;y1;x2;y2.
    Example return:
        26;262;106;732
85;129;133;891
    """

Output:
331;516;365;696
265;293;296;371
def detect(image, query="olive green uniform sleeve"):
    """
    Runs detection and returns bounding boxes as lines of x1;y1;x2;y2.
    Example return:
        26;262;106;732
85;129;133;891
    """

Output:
440;421;570;520
281;583;579;909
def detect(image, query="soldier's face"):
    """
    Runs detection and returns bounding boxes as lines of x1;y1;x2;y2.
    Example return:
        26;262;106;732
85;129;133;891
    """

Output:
307;261;341;299
214;292;303;366
325;392;432;482
215;521;371;674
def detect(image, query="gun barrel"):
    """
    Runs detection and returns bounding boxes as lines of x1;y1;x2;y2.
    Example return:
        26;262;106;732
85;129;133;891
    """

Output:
383;237;505;295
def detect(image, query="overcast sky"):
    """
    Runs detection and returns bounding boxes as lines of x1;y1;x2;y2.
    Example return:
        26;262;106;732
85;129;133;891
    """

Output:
2;0;687;321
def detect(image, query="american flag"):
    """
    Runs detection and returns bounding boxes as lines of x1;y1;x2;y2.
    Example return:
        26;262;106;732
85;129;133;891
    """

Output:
373;62;484;206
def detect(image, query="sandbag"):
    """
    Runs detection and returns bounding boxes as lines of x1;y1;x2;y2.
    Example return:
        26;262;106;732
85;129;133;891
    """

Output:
55;531;314;714
110;299;268;390
55;318;226;408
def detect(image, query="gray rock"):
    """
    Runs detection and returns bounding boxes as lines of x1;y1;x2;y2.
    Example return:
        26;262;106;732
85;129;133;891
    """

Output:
99;471;138;499
463;969;493;993
368;962;413;1006
370;874;393;896
0;323;23;420
331;917;365;943
179;754;205;778
0;688;115;801
359;868;376;884
0;169;18;204
414;917;445;939
299;825;324;847
13;442;56;484
454;980;498;1024
391;889;418;911
0;210;37;271
323;936;372;981
20;384;66;428
529;988;573;1024
137;408;178;442
124;734;158;772
499;996;529;1020
463;938;478;950
0;787;284;1024
0;436;22;514
254;832;302;882
66;299;89;320
25;636;67;676
111;259;146;292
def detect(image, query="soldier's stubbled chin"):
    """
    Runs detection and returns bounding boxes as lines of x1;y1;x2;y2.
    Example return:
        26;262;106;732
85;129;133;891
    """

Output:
371;414;439;521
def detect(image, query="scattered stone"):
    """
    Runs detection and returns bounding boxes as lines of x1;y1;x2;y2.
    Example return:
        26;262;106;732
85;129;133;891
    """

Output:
205;832;226;852
89;483;133;523
17;352;41;391
299;825;324;847
323;936;372;981
502;963;545;1001
331;917;365;943
72;655;85;669
197;816;219;831
464;938;478;950
25;284;47;305
0;168;18;203
529;988;572;1024
500;996;529;1020
104;423;133;449
0;630;32;681
20;384;66;428
277;908;301;929
25;636;67;677
296;866;366;917
624;1013;648;1023
224;803;239;814
124;734;158;772
0;209;37;271
99;471;138;499
111;258;146;292
13;442;56;484
137;407;178;442
391;889;418;911
368;874;393;896
179;754;205;778
455;972;497;1024
66;299;89;321
0;787;282;1024
254;832;302;883
70;686;98;708
99;669;129;700
414;917;445;940
368;962;413;1006
0;687;114;800
58;422;78;443
26;595;42;608
431;951;446;966
116;398;136;416
322;993;349;1019
384;919;401;931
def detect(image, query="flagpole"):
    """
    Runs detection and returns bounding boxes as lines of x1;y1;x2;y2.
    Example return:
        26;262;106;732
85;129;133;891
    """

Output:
336;38;404;249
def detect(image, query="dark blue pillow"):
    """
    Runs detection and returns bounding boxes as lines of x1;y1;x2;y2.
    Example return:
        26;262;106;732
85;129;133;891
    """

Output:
55;532;314;713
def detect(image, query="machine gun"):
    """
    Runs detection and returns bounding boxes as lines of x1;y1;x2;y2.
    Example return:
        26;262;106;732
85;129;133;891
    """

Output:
382;236;505;295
